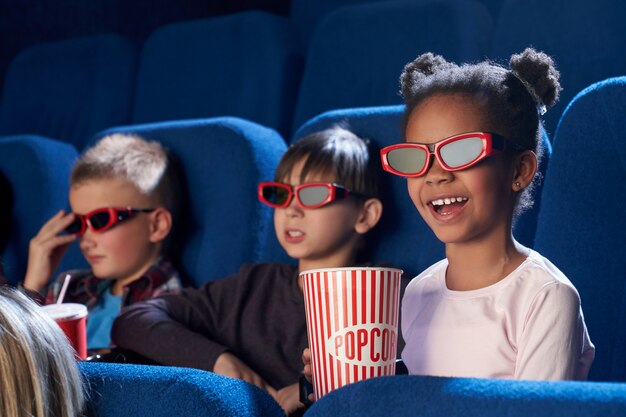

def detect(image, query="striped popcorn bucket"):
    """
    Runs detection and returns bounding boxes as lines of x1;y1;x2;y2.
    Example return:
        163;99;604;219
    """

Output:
301;267;403;399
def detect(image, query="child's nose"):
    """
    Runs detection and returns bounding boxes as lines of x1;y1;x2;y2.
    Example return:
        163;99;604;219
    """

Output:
424;157;453;184
78;230;97;249
285;197;304;217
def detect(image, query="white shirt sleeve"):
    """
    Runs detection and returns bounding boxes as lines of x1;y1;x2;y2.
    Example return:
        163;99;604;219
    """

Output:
515;281;593;380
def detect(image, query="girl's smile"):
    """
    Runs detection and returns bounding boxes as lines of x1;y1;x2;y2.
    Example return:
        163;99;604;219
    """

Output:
427;195;469;221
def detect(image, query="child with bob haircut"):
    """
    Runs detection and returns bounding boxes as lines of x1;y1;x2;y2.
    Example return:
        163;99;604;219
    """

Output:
0;285;85;417
380;48;594;380
112;126;384;415
20;134;182;351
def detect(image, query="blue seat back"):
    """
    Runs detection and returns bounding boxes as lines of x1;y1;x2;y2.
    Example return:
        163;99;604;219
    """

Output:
132;11;303;138
0;135;86;284
290;0;503;45
292;0;493;132
491;0;626;137
0;34;137;150
79;362;284;417
306;374;626;416
289;0;387;45
534;77;626;382
294;106;552;277
93;117;287;287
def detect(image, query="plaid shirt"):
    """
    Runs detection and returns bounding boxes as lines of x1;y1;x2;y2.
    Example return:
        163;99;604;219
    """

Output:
23;258;181;309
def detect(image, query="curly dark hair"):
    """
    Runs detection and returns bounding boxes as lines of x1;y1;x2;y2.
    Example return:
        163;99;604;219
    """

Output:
399;47;561;215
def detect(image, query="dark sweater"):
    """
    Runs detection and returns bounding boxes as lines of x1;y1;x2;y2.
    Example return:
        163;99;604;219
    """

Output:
111;263;306;390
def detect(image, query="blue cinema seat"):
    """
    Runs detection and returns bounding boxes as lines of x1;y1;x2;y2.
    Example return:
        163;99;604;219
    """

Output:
293;105;552;277
131;11;303;138
289;0;386;45
491;0;626;137
533;77;626;382
79;362;284;417
291;0;493;132
92;117;288;287
304;374;626;416
290;0;503;47
0;34;137;150
0;135;86;285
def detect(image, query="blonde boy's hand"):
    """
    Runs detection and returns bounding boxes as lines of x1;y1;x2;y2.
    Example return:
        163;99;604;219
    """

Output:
276;383;305;415
23;210;77;293
213;352;278;398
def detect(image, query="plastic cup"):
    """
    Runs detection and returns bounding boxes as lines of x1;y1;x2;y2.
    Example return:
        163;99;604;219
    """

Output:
41;303;88;360
300;267;403;399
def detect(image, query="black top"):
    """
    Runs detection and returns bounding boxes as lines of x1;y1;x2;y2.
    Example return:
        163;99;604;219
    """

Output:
111;263;306;389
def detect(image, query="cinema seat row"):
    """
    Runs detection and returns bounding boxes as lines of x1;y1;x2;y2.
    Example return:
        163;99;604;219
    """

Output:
1;0;625;149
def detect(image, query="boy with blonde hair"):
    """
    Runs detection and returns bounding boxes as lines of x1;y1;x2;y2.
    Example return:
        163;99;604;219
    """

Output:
20;133;182;351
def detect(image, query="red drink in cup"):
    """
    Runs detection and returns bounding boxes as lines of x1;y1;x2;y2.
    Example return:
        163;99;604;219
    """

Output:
301;267;403;399
41;303;88;360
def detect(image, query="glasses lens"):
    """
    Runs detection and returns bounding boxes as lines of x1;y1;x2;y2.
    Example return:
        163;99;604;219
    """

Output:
88;211;112;231
387;147;428;175
65;217;83;234
298;185;330;207
262;185;290;206
439;136;484;168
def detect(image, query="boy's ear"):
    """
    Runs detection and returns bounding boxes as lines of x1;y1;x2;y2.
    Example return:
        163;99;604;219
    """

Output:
512;150;538;191
148;208;173;243
354;198;383;235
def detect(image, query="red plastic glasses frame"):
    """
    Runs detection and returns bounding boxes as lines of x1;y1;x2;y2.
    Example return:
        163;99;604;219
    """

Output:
258;182;363;209
65;207;155;236
380;132;510;177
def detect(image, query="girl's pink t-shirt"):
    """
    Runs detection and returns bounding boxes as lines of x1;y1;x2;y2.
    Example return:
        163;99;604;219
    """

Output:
401;250;595;380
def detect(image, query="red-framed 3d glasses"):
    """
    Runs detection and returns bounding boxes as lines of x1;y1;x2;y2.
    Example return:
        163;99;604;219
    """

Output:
258;182;364;209
65;207;155;236
380;132;516;177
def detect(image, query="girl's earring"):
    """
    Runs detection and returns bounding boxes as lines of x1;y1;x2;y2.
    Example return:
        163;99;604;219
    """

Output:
513;181;521;190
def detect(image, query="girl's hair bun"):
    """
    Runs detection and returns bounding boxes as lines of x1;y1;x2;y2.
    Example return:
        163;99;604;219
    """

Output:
400;52;455;99
509;48;562;107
